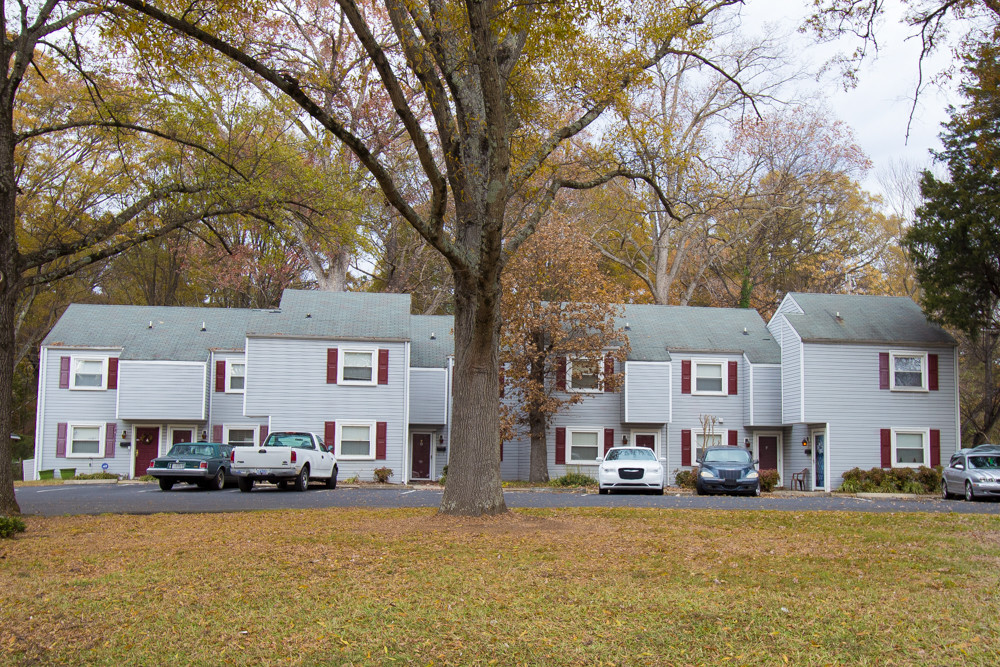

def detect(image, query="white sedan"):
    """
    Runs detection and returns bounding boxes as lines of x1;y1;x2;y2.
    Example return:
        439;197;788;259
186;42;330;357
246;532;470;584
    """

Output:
598;447;664;495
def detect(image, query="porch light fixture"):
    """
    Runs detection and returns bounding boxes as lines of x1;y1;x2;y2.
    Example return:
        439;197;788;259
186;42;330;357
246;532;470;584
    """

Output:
121;430;129;441
744;438;750;448
802;438;809;448
201;430;208;440
622;435;628;445
438;435;444;445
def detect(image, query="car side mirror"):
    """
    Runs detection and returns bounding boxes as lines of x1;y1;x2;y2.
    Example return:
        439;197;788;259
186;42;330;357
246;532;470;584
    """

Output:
955;463;964;470
753;460;759;466
596;456;604;463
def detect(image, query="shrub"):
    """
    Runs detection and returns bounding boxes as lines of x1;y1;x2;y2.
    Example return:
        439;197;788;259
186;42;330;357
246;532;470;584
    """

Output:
0;516;26;539
136;475;155;482
836;466;941;494
74;472;119;480
549;472;596;487
758;469;780;492
342;474;360;484
373;467;394;484
438;465;447;486
673;469;697;489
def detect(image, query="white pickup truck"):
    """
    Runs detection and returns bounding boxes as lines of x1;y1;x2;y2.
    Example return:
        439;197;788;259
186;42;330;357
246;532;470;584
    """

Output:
230;431;338;492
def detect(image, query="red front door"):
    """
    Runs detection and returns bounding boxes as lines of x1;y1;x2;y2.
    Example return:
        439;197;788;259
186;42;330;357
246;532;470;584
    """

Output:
172;429;193;445
758;436;778;472
134;427;160;478
635;434;656;454
412;434;431;479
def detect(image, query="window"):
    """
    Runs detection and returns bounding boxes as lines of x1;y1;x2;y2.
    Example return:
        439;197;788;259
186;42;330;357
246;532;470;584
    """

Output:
226;362;245;393
341;350;376;385
568;358;602;392
891;353;927;391
568;429;601;462
892;429;929;467
696;433;722;450
693;361;725;395
224;425;258;447
337;422;375;459
68;423;104;457
71;357;107;390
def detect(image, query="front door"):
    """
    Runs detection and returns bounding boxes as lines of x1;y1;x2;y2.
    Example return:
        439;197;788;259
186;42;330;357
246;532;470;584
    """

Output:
134;427;160;478
758;436;778;472
635;434;656;455
172;429;193;445
412;434;431;479
813;431;826;490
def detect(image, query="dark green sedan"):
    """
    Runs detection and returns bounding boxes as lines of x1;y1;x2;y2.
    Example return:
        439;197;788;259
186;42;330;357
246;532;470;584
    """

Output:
147;443;235;491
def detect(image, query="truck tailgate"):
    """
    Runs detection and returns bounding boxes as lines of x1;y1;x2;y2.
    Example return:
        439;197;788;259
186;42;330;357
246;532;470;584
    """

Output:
231;447;295;473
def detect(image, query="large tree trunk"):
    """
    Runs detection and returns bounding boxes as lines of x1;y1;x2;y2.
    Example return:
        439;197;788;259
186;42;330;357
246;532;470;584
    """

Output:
0;100;22;515
528;345;549;483
439;272;507;515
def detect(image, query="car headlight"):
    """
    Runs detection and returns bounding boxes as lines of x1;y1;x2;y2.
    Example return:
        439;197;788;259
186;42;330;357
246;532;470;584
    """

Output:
745;470;759;479
650;467;662;475
700;470;716;478
601;466;614;473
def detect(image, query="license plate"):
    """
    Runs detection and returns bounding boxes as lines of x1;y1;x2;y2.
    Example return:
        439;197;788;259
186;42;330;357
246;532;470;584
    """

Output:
171;463;185;469
255;469;268;476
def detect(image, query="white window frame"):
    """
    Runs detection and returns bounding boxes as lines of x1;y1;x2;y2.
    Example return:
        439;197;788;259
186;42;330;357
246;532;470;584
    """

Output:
223;424;259;448
889;352;928;392
567;357;603;394
69;356;108;391
891;428;930;468
695;433;723;450
566;428;602;464
339;348;378;386
66;422;106;458
692;359;727;396
225;360;246;394
337;421;377;461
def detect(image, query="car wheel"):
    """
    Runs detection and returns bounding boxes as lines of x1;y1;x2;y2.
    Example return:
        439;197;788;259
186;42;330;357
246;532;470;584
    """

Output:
656;486;664;496
942;479;952;500
598;487;608;495
325;466;338;490
965;480;976;502
294;466;310;492
753;483;761;497
276;481;289;490
158;478;174;491
238;477;254;493
695;483;705;496
210;468;225;491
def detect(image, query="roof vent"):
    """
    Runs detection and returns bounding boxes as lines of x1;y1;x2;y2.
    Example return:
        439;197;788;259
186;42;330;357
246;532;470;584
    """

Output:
430;332;437;340
624;322;631;331
148;321;153;329
201;322;206;332
835;311;842;321
306;313;312;318
742;327;748;335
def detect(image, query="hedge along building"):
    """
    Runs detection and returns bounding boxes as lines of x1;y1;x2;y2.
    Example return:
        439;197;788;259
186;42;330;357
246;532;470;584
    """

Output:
33;290;957;490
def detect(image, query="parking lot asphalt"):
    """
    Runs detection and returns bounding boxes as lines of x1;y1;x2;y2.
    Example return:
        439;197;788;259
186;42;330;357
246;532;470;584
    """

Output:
13;482;1000;517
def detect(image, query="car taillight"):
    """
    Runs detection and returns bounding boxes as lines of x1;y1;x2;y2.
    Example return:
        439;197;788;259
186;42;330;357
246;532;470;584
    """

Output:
200;461;208;469
291;450;297;463
230;449;235;462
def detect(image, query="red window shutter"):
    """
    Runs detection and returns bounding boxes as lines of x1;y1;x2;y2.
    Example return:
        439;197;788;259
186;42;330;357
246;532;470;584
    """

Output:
728;429;738;447
681;360;691;394
879;353;890;390
930;429;941;467
376;422;387;460
378;349;389;385
555;427;566;465
681;429;691;467
212;424;223;443
324;421;336;449
880;429;892;467
215;360;226;392
728;361;738;395
59;357;70;389
604;428;614;455
105;423;117;458
56;423;67;457
259;425;269;446
327;348;338;384
928;354;939;391
604;355;614;393
556;357;567;391
108;358;118;390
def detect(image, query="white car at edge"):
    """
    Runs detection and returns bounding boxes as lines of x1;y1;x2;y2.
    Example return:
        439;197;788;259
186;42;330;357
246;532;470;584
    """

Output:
598;446;664;495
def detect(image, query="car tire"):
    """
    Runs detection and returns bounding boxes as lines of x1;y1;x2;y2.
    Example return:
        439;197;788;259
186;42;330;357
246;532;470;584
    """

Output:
598;487;608;495
294;466;309;492
276;481;289;490
238;477;254;493
753;483;761;497
656;486;664;496
695;483;705;496
210;468;225;491
158;478;174;491
325;466;338;490
965;480;976;502
942;479;952;500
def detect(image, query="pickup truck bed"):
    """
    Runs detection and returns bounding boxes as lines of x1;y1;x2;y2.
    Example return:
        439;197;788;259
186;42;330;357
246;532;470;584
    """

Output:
231;431;338;492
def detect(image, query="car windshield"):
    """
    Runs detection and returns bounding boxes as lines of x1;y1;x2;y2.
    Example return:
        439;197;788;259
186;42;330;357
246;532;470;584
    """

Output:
703;449;752;465
167;444;216;457
605;448;656;461
969;456;1000;469
264;433;313;449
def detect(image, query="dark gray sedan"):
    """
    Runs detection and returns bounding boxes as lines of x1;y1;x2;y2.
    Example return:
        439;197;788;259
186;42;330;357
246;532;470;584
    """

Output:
147;443;235;491
942;445;1000;501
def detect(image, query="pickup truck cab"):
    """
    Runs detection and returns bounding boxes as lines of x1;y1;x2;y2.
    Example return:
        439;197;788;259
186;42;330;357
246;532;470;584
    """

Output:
231;431;338;492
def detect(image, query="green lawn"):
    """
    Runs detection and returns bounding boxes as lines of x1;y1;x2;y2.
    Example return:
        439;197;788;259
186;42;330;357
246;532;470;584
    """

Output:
1;508;998;665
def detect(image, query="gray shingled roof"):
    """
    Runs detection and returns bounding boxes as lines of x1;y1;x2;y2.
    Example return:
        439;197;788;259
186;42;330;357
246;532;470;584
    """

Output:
42;304;253;361
621;304;781;364
410;316;454;368
780;293;956;346
246;290;412;340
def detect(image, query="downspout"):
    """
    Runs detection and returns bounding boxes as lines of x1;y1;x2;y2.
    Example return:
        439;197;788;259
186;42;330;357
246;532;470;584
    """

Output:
32;346;47;480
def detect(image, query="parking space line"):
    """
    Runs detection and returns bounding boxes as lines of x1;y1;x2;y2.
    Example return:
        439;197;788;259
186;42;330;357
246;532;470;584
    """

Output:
400;490;416;495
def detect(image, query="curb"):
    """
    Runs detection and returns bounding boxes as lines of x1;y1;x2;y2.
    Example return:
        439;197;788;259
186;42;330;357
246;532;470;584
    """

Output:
63;479;119;485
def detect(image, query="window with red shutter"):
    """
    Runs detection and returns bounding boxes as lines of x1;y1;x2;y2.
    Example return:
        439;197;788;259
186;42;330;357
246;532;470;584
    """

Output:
376;422;387;460
728;361;738;395
327;348;338;384
324;422;336;448
879;353;890;389
930;429;941;467
215;359;226;392
929;354;939;391
105;423;117;458
681;430;692;466
259;425;269;446
108;358;119;390
728;430;738;447
880;429;891;467
59;357;70;389
556;357;567;391
56;423;68;457
604;428;614;455
378;349;389;384
681;360;691;394
212;425;223;443
555;427;566;464
604;355;614;393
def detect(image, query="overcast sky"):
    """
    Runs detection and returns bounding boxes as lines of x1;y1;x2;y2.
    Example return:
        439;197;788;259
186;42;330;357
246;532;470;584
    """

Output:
736;0;963;196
